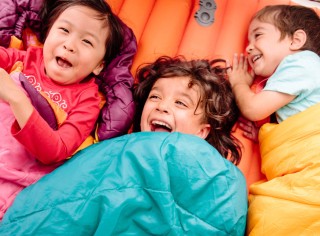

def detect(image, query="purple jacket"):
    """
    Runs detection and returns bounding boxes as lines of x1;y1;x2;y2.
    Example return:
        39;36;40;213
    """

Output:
96;22;136;140
0;0;42;47
0;0;137;141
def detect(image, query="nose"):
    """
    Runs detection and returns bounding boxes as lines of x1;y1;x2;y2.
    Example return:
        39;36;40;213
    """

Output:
246;42;253;54
156;100;169;113
63;40;75;53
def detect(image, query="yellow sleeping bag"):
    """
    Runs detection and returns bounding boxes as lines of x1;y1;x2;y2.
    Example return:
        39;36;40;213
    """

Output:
247;103;320;235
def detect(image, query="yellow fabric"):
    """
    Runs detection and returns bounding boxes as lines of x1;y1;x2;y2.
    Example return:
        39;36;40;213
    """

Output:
9;36;24;50
247;103;320;235
9;61;24;73
38;91;68;127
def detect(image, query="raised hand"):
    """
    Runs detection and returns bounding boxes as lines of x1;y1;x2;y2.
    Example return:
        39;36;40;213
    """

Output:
226;53;255;89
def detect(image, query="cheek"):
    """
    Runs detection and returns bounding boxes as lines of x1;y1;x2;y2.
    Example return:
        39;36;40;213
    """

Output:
182;116;202;130
175;113;193;128
84;52;105;70
44;31;57;47
42;46;51;71
43;40;56;59
140;105;150;124
140;112;147;126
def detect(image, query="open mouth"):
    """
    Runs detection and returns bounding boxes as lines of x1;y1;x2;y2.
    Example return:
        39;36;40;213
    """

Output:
252;54;262;63
56;57;72;68
150;120;172;132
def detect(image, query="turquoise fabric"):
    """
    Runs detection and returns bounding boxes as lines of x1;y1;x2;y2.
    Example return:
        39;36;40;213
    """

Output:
0;132;247;235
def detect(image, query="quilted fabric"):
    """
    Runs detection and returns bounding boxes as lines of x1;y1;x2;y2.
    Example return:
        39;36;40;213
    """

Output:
0;132;247;235
247;103;320;235
0;0;42;47
96;21;137;140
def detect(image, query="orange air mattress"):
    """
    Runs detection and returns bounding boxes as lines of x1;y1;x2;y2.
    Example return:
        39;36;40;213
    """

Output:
106;0;320;188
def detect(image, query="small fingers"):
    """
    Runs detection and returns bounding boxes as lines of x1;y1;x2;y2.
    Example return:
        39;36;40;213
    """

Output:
243;55;249;71
238;54;244;68
239;121;252;133
232;53;248;70
232;53;239;69
0;68;11;80
250;68;255;78
0;68;7;75
238;53;250;71
225;59;232;74
242;131;259;143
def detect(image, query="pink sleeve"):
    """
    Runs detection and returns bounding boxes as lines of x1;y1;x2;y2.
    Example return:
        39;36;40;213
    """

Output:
0;47;26;71
12;91;100;165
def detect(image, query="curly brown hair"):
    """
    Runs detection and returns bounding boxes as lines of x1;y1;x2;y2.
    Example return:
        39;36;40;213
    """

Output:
133;56;242;165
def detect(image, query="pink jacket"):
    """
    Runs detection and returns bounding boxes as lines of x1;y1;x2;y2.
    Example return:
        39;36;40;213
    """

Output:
0;0;137;141
0;73;59;220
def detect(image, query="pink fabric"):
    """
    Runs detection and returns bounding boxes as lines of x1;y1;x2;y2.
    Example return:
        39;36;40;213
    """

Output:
0;73;57;220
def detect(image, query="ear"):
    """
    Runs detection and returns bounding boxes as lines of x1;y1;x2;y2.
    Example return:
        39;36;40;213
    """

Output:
195;123;211;139
289;29;307;51
92;61;105;75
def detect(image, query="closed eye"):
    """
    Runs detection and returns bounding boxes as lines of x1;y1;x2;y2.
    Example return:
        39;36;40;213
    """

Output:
254;33;262;39
59;27;69;33
83;39;93;46
148;94;160;100
176;100;187;107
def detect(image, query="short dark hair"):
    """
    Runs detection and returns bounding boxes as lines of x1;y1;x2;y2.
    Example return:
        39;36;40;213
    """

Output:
253;5;320;55
39;0;124;64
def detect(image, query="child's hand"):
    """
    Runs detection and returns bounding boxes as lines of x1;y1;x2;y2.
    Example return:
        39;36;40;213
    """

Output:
0;67;33;128
226;54;255;88
238;116;259;143
0;68;24;102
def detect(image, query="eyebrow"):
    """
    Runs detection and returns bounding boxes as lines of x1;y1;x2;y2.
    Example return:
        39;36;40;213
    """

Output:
151;86;197;106
252;26;267;33
59;19;101;43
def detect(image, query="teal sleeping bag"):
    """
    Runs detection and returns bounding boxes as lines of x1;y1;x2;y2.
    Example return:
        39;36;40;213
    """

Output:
0;132;247;235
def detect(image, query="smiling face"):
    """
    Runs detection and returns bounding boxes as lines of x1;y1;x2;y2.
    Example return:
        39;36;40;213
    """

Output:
43;5;108;85
140;76;210;139
246;19;294;77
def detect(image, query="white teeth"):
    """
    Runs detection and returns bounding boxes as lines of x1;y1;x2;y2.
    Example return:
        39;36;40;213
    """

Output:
252;55;261;63
151;120;172;130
